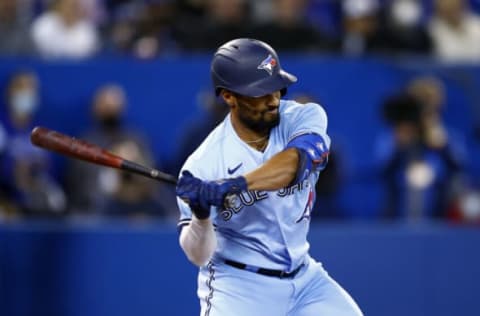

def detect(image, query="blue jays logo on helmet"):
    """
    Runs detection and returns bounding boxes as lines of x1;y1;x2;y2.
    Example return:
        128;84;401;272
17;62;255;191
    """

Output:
211;38;297;97
257;54;277;75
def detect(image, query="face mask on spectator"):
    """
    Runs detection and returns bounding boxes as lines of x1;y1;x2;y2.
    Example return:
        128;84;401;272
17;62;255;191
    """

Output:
10;90;38;117
99;115;122;129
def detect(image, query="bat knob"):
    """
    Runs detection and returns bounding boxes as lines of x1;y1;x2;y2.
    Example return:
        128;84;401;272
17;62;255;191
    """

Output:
30;126;47;146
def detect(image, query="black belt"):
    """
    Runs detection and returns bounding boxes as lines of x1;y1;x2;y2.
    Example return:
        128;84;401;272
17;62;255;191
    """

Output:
224;259;304;279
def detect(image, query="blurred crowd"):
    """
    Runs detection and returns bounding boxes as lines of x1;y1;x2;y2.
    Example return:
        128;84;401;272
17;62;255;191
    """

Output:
0;72;177;222
0;0;480;224
1;0;480;62
0;69;479;224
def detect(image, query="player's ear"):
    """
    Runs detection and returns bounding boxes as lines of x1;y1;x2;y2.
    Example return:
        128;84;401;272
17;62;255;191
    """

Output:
220;90;236;108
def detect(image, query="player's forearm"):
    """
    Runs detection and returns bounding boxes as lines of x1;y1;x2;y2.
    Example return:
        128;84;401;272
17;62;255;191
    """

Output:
179;217;217;267
244;148;299;191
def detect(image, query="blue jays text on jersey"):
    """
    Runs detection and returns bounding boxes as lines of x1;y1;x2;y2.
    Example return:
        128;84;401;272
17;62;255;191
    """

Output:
219;178;312;222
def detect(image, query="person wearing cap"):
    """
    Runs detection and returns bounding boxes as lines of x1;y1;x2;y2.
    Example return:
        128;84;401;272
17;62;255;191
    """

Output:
175;38;363;316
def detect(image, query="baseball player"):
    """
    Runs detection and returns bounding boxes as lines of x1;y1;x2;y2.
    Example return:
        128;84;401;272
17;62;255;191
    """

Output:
176;38;363;316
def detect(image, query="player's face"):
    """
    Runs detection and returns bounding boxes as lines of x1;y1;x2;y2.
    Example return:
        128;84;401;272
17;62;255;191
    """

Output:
233;91;281;133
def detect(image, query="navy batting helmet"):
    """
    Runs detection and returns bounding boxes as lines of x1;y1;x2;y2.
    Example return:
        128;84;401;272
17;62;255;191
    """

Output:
211;38;297;98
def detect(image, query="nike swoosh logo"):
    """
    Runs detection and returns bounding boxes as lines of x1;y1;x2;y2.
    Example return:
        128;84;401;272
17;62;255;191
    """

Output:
227;163;243;175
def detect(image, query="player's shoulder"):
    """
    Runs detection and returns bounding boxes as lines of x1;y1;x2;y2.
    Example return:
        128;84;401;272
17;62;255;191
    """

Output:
280;99;328;122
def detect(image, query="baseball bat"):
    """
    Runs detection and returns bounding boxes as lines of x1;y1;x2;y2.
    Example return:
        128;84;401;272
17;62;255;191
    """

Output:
30;126;177;185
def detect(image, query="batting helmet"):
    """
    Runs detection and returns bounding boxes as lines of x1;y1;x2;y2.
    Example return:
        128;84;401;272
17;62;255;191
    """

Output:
211;38;297;98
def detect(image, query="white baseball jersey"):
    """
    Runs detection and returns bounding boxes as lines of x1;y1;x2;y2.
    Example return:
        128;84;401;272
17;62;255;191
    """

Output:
177;99;331;272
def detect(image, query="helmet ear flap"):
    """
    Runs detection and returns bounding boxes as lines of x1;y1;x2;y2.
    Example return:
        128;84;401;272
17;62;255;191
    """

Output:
280;88;287;96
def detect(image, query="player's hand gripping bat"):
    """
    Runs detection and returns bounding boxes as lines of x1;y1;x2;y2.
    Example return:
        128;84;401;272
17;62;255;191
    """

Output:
30;126;177;185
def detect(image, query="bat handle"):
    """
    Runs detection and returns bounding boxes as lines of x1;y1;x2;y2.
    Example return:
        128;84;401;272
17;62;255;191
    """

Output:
121;160;177;185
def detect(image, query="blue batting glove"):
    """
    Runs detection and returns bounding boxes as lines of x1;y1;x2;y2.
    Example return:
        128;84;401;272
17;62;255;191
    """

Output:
201;177;248;208
176;170;211;219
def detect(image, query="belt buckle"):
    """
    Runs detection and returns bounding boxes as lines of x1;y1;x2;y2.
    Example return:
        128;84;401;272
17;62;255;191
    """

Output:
279;271;287;278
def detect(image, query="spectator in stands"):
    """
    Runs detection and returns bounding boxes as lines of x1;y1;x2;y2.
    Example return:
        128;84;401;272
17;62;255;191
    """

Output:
407;75;479;222
449;186;480;223
31;0;99;59
340;0;387;56
247;0;275;24
0;71;67;217
101;1;147;55
406;76;449;147
66;84;174;219
428;0;480;62
249;0;338;52
170;90;229;175
341;0;432;56
103;0;176;58
382;0;432;55
172;0;252;51
0;123;17;219
0;0;35;56
374;90;467;219
101;140;173;219
129;1;176;58
173;0;207;24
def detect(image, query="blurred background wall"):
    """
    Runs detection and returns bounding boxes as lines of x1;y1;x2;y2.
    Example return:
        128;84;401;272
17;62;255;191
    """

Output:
1;222;479;316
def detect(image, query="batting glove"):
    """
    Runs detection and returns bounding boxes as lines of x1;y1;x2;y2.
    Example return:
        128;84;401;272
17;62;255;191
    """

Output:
176;170;211;219
176;171;248;216
200;177;248;208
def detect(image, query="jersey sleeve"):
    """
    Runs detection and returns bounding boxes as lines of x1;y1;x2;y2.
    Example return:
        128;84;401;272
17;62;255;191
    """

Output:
285;102;331;148
176;156;197;230
177;196;193;230
176;155;213;231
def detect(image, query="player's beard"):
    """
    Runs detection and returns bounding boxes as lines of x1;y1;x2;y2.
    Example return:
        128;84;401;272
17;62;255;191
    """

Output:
237;100;280;134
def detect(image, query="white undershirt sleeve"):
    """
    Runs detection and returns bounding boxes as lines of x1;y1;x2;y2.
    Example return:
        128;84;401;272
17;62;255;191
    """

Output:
179;217;217;267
